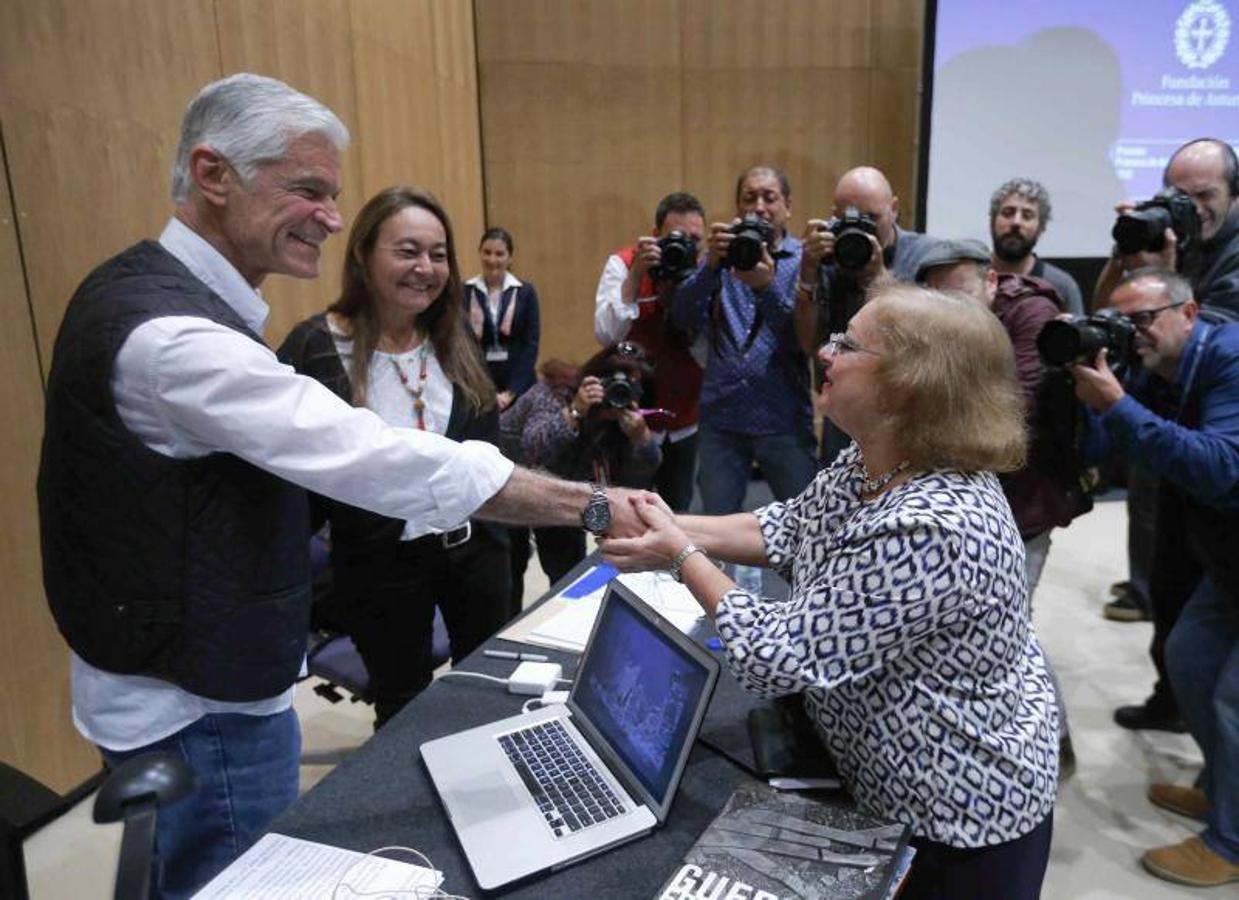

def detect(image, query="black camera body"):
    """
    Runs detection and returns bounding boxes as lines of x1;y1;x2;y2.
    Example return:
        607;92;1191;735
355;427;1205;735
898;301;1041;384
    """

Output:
601;372;638;409
1112;188;1201;259
650;230;699;282
1037;308;1135;370
724;214;775;271
829;206;879;271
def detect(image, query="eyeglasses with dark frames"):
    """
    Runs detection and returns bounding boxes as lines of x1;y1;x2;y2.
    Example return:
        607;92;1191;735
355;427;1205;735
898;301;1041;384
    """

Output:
1126;302;1186;330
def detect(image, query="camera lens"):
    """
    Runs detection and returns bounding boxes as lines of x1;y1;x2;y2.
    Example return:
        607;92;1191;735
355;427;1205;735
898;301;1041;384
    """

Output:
1112;207;1172;255
834;229;874;270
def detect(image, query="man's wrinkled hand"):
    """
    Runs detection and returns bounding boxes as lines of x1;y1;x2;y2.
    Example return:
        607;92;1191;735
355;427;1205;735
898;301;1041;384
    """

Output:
602;487;658;539
599;495;686;571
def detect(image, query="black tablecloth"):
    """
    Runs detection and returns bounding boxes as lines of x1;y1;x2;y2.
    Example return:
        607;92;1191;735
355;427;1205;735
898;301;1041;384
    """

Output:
270;554;792;897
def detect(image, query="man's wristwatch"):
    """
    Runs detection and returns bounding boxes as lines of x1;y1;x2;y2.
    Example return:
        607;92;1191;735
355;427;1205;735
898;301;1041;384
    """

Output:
669;543;705;583
580;483;611;535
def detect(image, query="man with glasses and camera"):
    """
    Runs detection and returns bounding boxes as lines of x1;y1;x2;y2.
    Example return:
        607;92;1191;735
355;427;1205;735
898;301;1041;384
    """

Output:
594;192;707;512
669;165;815;514
794;166;935;463
1095;140;1239;711
1071;268;1239;888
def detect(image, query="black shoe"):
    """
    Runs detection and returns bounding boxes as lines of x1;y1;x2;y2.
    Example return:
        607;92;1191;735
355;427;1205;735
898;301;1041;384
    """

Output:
1058;736;1076;781
1109;579;1134;597
1114;703;1187;733
1104;591;1150;622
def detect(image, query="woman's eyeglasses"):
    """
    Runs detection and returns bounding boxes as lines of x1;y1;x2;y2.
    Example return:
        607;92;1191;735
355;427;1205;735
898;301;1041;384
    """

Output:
821;332;880;357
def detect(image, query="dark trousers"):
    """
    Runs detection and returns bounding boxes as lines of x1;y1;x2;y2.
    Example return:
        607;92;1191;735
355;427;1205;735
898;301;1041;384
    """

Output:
508;525;586;615
902;813;1053;900
656;430;699;513
1147;483;1200;715
333;528;510;728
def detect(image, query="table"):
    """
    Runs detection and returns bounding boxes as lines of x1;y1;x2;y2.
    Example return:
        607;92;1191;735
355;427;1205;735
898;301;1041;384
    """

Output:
270;554;784;897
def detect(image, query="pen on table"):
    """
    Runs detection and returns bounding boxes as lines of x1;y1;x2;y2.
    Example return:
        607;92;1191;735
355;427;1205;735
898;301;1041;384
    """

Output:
484;649;549;662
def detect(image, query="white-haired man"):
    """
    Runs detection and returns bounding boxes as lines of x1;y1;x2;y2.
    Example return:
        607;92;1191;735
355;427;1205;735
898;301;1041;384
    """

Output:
38;73;642;897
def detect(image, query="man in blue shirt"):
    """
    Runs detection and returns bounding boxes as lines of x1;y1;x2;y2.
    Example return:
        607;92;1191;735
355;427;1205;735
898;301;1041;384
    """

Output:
1072;268;1239;887
670;165;815;514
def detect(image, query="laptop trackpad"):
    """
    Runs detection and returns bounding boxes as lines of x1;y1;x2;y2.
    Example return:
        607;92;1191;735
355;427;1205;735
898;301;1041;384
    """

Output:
444;768;526;829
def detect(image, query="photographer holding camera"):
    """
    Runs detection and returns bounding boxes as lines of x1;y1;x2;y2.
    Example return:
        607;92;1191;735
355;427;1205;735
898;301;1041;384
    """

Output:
794;166;936;463
1097;138;1239;317
1070;268;1239;887
500;344;661;603
669;165;816;514
595;192;706;512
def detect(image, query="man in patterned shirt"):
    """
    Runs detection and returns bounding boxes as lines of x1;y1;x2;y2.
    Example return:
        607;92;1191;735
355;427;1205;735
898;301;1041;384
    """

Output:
670;165;815;513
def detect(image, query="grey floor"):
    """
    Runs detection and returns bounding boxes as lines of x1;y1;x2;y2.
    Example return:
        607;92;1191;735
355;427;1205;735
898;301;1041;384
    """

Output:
22;498;1207;898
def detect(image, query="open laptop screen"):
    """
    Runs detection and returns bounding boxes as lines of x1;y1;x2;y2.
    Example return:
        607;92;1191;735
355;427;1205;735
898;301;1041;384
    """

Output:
571;584;713;806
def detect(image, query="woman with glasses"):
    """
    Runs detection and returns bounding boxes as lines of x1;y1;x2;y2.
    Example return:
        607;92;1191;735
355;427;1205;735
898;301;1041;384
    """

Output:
602;285;1059;899
278;186;510;729
500;342;661;613
463;226;540;412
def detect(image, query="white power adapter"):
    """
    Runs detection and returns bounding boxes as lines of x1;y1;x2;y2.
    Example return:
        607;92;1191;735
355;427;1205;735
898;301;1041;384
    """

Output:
507;661;563;696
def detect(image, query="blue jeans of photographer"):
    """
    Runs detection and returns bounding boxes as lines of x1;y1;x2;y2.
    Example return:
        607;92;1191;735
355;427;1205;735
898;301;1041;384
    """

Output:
697;423;817;514
1166;573;1239;862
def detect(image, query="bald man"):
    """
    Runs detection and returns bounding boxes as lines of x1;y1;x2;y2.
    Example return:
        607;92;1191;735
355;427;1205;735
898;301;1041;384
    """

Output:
1096;138;1239;319
794;166;936;462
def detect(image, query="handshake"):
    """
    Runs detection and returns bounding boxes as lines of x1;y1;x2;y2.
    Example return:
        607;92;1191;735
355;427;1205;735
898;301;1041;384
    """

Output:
595;488;692;575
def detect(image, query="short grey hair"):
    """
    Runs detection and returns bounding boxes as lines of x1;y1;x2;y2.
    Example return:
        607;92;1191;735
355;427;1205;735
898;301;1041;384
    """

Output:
170;73;349;203
989;177;1052;233
1119;267;1194;307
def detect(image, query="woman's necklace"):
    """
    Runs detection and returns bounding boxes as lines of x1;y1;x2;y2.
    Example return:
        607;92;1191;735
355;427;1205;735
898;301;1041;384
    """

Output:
390;343;430;430
859;458;911;495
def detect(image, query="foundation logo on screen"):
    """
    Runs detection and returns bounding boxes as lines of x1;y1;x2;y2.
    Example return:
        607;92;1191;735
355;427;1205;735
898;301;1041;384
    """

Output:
1177;0;1231;69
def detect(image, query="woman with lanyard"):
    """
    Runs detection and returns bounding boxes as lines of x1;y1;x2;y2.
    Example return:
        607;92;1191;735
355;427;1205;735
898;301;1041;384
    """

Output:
500;342;661;614
463;227;541;412
279;186;510;729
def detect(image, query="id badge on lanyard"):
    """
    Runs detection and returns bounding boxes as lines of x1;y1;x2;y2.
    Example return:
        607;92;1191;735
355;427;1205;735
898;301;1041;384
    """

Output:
486;286;512;361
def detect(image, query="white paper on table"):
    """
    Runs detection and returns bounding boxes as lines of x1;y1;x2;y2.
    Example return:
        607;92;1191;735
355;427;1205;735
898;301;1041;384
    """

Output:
192;833;442;899
525;570;705;653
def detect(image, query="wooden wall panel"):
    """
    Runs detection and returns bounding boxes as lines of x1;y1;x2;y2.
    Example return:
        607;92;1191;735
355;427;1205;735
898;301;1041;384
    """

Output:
214;0;365;343
0;146;100;793
476;0;926;365
349;0;486;293
0;0;221;792
476;0;686;363
0;0;221;373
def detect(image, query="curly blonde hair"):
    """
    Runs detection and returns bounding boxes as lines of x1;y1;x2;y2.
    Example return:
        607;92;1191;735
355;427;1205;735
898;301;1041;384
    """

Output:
868;285;1026;473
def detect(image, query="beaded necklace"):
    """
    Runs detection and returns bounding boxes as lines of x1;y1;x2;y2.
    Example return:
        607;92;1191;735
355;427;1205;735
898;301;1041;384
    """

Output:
859;458;911;495
389;343;431;430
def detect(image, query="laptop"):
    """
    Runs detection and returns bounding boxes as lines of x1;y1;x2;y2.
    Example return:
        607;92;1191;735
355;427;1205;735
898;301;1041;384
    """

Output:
421;579;720;891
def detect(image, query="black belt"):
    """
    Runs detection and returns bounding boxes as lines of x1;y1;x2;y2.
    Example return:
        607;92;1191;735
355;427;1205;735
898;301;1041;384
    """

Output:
441;522;472;549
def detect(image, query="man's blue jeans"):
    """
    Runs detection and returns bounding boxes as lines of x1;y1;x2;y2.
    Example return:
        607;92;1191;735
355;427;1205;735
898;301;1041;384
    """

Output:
100;708;301;898
1165;574;1239;862
697;423;817;514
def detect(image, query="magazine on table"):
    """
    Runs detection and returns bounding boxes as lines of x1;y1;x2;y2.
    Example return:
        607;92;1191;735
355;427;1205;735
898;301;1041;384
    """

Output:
653;781;912;900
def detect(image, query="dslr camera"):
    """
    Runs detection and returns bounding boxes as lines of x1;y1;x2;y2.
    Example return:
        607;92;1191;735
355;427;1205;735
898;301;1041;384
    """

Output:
650;230;699;282
1111;188;1201;259
724;214;775;271
828;206;879;271
601;372;639;409
1037;308;1135;371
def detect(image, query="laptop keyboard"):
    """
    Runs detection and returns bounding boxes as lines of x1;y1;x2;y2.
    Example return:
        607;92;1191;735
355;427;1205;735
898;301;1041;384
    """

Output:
498;719;626;838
